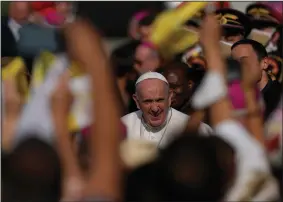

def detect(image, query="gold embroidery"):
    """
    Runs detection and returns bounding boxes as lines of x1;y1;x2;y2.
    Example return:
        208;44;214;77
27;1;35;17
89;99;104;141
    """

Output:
248;8;271;20
216;13;242;25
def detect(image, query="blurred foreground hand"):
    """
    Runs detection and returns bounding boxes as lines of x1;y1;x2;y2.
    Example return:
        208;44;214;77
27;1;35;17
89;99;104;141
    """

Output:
199;14;222;50
50;72;86;201
2;79;24;152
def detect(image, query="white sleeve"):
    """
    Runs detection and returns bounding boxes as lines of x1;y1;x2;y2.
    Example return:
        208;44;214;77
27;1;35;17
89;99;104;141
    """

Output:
214;120;275;201
214;119;270;173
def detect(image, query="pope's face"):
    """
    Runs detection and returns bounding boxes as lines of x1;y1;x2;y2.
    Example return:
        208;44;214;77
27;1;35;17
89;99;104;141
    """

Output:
134;79;172;127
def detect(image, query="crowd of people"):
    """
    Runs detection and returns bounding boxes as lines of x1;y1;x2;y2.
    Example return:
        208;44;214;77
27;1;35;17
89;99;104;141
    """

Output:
1;1;282;202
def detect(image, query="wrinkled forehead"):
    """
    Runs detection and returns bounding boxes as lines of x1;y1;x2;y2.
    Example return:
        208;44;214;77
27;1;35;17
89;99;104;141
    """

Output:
136;79;169;96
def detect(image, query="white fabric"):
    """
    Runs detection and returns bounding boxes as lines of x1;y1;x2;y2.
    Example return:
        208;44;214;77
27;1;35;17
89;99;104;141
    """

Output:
120;139;158;169
136;72;168;86
251;176;279;202
191;71;227;109
121;108;212;149
68;75;92;129
8;18;22;41
164;2;183;9
13;55;69;146
214;120;276;201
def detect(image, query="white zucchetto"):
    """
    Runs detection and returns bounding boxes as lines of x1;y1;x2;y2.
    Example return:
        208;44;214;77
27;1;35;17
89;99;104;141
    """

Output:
135;72;168;86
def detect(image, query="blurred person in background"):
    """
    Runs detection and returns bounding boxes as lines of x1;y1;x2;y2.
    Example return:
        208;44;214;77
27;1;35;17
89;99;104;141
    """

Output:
111;40;141;112
246;2;283;57
126;135;235;202
162;61;198;115
121;72;212;149
190;14;279;201
133;43;162;74
231;39;282;120
215;8;251;44
138;12;157;41
157;135;235;201
30;1;76;27
246;2;282;36
3;137;61;202
2;2;31;57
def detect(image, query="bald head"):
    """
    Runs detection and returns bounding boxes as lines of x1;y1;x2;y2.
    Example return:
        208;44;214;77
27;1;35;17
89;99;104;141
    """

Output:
134;44;161;74
163;62;189;81
9;2;31;24
162;62;193;110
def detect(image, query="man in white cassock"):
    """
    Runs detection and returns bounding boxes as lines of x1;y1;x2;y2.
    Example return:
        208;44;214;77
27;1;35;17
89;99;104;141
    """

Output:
121;72;212;148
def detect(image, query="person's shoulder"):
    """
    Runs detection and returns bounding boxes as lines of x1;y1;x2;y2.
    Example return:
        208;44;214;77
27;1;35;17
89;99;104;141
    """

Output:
171;108;190;120
121;110;141;123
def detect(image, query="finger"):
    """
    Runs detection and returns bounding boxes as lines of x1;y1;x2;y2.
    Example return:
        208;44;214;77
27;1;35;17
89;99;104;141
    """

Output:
3;79;18;96
204;3;216;14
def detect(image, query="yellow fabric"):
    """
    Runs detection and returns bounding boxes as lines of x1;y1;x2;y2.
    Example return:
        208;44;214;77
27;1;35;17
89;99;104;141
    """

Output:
2;57;29;101
216;13;242;26
149;2;207;60
31;51;56;93
160;28;199;59
30;51;88;133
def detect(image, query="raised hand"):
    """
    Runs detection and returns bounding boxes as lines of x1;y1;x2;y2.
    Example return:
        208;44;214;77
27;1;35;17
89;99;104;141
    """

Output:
50;71;73;118
3;78;23;118
199;14;222;50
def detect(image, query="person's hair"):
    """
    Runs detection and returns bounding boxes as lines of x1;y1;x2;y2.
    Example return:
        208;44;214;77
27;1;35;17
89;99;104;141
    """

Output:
139;13;157;26
125;162;165;201
4;137;61;202
125;134;234;202
155;134;232;202
161;61;189;77
231;39;268;61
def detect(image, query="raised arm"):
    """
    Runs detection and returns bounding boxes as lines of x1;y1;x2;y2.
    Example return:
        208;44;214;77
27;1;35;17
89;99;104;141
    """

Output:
51;72;84;201
65;19;122;200
195;14;276;201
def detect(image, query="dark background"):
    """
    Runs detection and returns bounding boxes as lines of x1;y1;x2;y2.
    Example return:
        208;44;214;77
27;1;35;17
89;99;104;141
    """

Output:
77;1;166;37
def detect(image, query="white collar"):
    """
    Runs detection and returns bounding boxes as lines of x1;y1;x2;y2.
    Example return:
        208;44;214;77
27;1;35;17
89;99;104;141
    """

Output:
8;18;22;29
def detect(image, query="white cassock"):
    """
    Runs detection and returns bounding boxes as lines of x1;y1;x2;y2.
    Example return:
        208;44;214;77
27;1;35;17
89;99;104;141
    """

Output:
121;107;212;148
